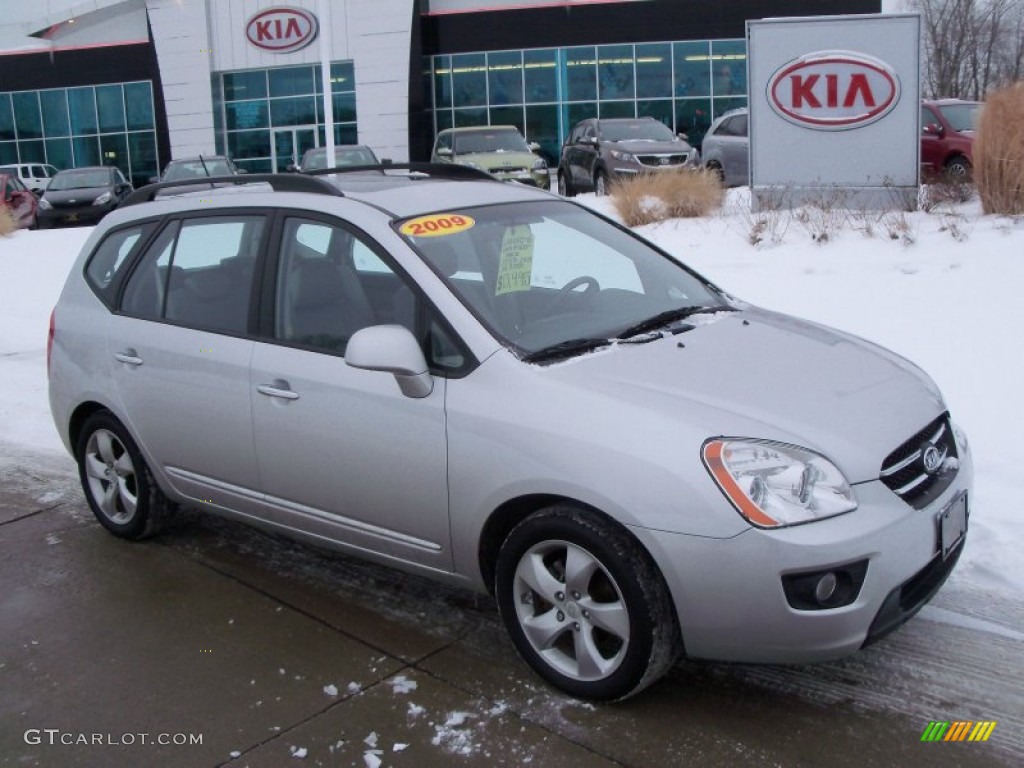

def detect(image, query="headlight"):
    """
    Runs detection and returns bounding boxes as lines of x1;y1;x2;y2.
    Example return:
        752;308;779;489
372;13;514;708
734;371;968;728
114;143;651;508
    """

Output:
532;158;548;171
38;198;52;211
93;192;112;205
702;439;857;528
609;149;637;163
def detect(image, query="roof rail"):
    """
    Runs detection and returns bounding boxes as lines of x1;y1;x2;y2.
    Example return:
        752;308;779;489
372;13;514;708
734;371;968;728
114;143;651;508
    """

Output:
302;162;499;182
120;173;344;207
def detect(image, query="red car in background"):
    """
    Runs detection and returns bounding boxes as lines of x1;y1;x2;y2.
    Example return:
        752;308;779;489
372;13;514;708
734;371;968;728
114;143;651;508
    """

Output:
921;99;981;179
1;172;38;230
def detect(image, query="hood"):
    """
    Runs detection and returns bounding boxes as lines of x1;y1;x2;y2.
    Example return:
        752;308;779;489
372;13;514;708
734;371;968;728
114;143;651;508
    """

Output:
456;150;538;170
611;138;693;154
542;307;945;483
43;186;112;204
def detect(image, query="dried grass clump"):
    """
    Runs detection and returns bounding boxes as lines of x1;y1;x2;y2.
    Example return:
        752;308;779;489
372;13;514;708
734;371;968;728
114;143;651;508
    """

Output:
610;170;723;226
0;207;18;236
975;81;1024;215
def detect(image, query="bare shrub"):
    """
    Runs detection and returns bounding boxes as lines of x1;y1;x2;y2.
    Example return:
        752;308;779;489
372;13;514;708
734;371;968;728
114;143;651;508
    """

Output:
880;210;916;245
975;81;1024;215
792;188;851;244
0;207;17;237
938;212;970;241
610;170;723;227
920;179;975;212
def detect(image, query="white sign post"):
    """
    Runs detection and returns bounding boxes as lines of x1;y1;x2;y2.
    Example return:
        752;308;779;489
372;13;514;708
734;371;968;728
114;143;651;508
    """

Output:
747;14;921;211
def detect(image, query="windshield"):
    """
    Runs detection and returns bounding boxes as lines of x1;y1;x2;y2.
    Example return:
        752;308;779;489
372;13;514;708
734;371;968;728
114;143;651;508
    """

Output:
398;201;724;357
453;130;530;154
937;103;981;132
162;159;233;181
601;120;676;142
49;170;111;190
303;147;378;169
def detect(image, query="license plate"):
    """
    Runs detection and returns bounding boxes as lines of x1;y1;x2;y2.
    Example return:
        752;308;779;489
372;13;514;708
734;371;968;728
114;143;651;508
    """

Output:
66;214;79;222
937;492;968;560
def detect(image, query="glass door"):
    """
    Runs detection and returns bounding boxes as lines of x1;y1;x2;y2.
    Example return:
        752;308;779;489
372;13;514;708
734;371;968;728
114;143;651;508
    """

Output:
272;127;318;172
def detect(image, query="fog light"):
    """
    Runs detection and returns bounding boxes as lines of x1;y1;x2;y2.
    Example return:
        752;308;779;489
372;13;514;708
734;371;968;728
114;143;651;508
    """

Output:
814;572;838;603
782;560;868;611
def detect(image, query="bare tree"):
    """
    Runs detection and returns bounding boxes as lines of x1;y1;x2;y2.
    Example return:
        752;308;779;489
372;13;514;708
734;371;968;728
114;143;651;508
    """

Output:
905;0;1023;99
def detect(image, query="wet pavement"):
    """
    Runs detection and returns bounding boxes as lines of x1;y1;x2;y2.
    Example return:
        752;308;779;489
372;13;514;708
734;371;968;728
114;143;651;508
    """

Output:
1;445;1021;767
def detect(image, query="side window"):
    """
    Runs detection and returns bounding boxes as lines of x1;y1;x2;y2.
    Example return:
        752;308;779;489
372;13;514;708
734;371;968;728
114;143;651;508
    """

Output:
922;107;937;133
164;218;264;333
84;222;158;305
583;123;596;140
436;132;452;153
275;218;381;353
120;216;264;333
31;165;46;178
734;114;748;137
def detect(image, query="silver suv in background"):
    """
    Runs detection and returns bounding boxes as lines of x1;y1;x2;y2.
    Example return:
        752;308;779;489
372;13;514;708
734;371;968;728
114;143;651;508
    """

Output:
49;165;971;702
702;108;749;187
557;117;699;196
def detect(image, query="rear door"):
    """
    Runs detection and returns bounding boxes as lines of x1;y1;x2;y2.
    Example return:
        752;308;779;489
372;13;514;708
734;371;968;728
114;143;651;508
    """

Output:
920;106;942;175
721;114;749;186
249;212;453;568
110;213;267;506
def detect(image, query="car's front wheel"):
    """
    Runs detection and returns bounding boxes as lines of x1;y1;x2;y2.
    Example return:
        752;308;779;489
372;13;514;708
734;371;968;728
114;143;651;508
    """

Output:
945;155;971;179
495;506;680;701
557;171;575;198
76;411;171;540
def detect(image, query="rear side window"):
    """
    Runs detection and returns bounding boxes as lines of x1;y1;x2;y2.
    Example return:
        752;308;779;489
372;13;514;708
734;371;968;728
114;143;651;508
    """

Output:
120;216;265;334
84;223;158;306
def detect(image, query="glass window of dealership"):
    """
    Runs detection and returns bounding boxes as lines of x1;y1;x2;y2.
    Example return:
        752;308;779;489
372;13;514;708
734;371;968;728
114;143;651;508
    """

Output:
0;81;158;188
431;39;747;161
214;60;358;173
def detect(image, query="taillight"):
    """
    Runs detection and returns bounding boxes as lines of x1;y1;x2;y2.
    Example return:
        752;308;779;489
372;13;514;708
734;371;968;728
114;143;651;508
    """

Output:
47;309;55;376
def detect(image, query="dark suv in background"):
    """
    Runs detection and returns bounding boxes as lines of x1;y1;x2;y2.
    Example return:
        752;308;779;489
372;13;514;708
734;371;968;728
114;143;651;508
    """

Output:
921;99;981;179
557;117;699;196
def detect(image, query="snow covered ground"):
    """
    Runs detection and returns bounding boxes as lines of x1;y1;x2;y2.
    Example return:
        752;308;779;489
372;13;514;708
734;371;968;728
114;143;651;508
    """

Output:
1;188;1022;602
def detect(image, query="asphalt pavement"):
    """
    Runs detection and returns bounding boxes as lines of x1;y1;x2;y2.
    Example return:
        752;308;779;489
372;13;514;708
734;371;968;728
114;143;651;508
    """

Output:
1;445;1020;767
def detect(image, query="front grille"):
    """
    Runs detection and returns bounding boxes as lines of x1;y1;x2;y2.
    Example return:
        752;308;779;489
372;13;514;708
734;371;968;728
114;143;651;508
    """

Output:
637;153;689;167
879;413;958;509
494;167;527;174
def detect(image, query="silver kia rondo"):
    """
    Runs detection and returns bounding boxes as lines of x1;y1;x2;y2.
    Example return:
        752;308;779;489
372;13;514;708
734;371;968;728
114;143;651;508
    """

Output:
49;166;971;701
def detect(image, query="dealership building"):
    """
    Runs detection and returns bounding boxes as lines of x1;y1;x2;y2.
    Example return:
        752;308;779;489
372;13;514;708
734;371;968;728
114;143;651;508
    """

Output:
0;0;879;186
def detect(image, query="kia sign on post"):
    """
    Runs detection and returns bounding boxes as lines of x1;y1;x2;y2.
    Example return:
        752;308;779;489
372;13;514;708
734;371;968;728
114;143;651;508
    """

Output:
747;14;920;211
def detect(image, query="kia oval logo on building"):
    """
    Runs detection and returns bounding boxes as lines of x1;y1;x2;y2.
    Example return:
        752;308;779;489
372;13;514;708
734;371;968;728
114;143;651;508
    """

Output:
767;51;900;130
245;7;318;53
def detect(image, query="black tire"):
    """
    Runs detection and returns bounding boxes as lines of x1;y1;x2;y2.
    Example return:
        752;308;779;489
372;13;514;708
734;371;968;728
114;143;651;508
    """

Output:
557;170;575;198
707;162;726;185
945;155;971;179
76;411;171;540
495;505;681;701
594;169;610;196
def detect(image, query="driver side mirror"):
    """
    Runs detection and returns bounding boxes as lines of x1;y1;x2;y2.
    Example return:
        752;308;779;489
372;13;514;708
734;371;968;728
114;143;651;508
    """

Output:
436;147;453;158
922;123;944;137
346;325;433;399
528;142;542;152
677;132;689;141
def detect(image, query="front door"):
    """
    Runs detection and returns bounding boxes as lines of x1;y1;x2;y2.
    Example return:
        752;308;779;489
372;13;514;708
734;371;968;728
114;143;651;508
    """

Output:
273;127;317;172
250;213;452;569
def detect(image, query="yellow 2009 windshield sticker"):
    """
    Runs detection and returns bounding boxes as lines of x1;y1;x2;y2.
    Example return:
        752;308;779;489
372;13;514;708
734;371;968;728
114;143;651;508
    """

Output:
399;213;475;238
495;225;534;295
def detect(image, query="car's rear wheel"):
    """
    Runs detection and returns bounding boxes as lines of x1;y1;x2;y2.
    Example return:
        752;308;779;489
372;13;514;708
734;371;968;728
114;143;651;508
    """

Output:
594;169;610;196
76;411;171;540
495;505;680;701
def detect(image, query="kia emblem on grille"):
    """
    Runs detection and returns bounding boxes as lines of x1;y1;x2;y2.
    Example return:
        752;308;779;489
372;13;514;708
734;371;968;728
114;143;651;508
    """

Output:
659;157;670;165
922;444;943;474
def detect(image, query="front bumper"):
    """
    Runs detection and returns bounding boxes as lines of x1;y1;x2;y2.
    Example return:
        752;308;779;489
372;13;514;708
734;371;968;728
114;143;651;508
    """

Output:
491;169;549;188
38;202;114;227
629;456;973;664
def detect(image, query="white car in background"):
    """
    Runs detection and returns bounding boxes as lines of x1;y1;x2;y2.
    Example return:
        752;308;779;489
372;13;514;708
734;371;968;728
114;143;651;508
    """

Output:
0;163;60;196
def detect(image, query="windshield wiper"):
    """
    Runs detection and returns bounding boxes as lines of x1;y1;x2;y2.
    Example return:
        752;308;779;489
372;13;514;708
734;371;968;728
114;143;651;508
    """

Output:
616;305;736;339
522;337;612;364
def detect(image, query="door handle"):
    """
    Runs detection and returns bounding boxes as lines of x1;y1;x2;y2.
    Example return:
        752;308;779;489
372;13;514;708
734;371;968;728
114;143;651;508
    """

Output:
257;382;299;401
114;350;143;366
